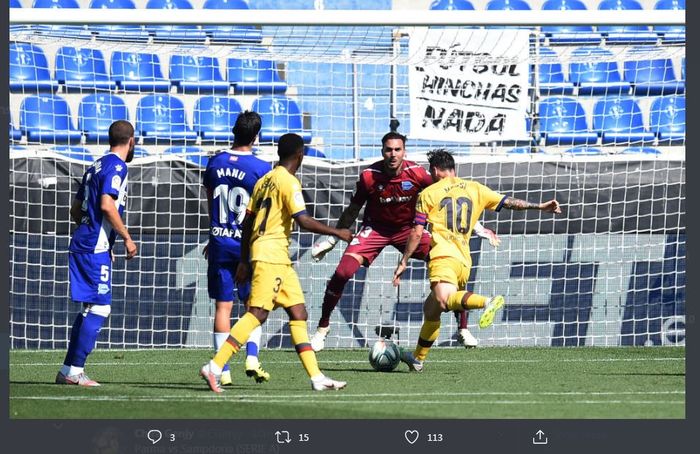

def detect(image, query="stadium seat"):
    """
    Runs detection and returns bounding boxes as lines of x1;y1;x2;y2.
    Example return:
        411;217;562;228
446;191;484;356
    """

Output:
564;146;603;155
622;146;661;154
251;96;312;143
10;0;21;7
55;47;117;92
649;95;685;143
164;146;208;167
541;0;601;44
681;58;685;81
487;0;530;10
569;47;631;96
111;51;171;93
169;55;230;94
202;0;262;43
623;50;684;96
10;123;22;141
597;0;658;43
10;42;58;93
538;97;598;145
537;47;574;95
304;146;327;158
104;146;148;158
654;0;685;43
136;94;198;143
429;0;475;9
508;146;541;154
593;97;655;145
193;95;242;143
20;94;82;144
146;0;207;42
227;52;288;94
78;94;130;144
32;0;91;37
52;146;95;162
89;0;150;41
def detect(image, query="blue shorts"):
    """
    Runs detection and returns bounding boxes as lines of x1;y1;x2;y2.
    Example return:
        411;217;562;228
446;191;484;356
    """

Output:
69;251;112;305
207;260;250;303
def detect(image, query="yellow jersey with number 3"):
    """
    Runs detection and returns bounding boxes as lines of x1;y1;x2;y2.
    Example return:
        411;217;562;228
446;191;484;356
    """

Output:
247;166;307;265
415;176;506;266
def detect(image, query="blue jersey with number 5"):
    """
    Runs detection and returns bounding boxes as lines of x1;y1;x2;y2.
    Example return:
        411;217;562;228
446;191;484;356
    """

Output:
69;153;128;254
203;150;271;263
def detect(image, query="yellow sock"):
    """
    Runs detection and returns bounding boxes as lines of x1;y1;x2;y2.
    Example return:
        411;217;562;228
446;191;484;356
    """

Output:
289;320;322;378
446;291;488;311
413;320;440;361
213;312;260;369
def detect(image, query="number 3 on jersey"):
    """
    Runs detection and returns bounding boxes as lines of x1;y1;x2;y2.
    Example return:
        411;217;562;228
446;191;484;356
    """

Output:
213;185;250;224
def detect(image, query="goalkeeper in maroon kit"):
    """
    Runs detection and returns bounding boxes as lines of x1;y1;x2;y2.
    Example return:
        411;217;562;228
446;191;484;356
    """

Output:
310;132;499;351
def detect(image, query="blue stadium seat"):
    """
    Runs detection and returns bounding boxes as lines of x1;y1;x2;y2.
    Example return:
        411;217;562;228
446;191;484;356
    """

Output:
569;47;631;96
10;0;21;7
654;0;685;43
20;94;82;144
10;123;22;141
89;0;150;41
164;146;208;167
649;95;685;143
487;0;530;10
597;0;658;43
33;0;91;37
227;53;288;94
541;1;601;44
78;94;130;144
10;42;58;93
564;146;603;155
623;50;684;96
251;96;312;143
429;0;475;9
681;57;685;81
304;146;327;158
193;95;242;143
104;146;148;158
146;0;206;42
622;146;661;154
111;51;171;93
593;97;655;145
537;47;574;95
169;55;230;94
136;94;198;143
52;146;95;162
202;0;262;43
55;46;117;92
538;97;598;145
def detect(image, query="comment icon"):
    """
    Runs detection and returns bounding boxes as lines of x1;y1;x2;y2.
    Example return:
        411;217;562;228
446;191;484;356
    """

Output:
147;430;163;445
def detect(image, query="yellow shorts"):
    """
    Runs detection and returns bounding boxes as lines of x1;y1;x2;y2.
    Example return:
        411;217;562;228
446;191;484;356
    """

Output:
249;261;305;311
428;257;471;290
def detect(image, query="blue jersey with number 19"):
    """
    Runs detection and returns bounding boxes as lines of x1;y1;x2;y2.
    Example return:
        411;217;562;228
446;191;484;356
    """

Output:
203;150;271;264
69;152;128;254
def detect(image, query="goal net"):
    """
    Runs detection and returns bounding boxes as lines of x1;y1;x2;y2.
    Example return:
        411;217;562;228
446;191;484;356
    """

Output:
9;8;685;350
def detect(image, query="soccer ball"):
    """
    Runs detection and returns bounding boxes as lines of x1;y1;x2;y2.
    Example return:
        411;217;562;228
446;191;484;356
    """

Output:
368;339;401;372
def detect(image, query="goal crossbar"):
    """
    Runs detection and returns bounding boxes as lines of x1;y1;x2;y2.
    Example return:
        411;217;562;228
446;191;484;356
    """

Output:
9;9;685;27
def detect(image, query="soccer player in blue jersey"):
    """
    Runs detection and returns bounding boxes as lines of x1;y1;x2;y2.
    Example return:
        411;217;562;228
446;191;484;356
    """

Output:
203;111;272;386
56;120;138;387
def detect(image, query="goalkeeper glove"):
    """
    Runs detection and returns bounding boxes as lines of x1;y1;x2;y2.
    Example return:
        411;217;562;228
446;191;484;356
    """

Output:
311;235;338;262
473;222;501;248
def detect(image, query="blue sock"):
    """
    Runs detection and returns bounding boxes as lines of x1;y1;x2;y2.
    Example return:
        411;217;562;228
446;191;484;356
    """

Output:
71;311;107;368
222;363;230;372
63;311;84;367
246;341;259;358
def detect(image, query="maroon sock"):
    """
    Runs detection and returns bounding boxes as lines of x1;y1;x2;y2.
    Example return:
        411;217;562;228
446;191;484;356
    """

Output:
318;255;362;328
455;310;468;330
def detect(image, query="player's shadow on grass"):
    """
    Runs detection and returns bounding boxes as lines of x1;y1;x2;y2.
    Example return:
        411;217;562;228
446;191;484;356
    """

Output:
596;372;685;377
320;366;411;374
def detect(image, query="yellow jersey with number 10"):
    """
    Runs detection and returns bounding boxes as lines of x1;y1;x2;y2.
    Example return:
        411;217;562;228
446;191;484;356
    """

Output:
246;166;307;265
415;176;506;266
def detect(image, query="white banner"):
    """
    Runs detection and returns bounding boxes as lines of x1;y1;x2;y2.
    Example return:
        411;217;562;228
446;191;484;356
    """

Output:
409;28;531;143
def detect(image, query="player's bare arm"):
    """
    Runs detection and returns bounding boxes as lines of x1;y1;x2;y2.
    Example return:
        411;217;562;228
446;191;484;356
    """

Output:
503;197;562;214
295;213;353;243
336;202;362;229
100;194;137;259
392;223;424;286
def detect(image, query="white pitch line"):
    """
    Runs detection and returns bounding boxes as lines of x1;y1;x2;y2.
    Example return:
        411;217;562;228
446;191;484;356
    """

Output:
10;396;684;405
10;357;686;367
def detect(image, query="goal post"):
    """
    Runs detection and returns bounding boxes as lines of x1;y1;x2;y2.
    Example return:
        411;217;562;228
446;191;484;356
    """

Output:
9;8;685;350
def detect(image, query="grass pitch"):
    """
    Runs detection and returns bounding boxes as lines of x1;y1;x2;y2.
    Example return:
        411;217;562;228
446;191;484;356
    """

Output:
10;347;684;419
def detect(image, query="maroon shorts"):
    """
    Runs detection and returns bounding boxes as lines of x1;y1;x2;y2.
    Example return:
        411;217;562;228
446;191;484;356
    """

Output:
344;224;431;266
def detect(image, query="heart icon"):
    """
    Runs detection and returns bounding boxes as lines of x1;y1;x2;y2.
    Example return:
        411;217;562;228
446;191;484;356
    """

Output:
404;430;419;444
